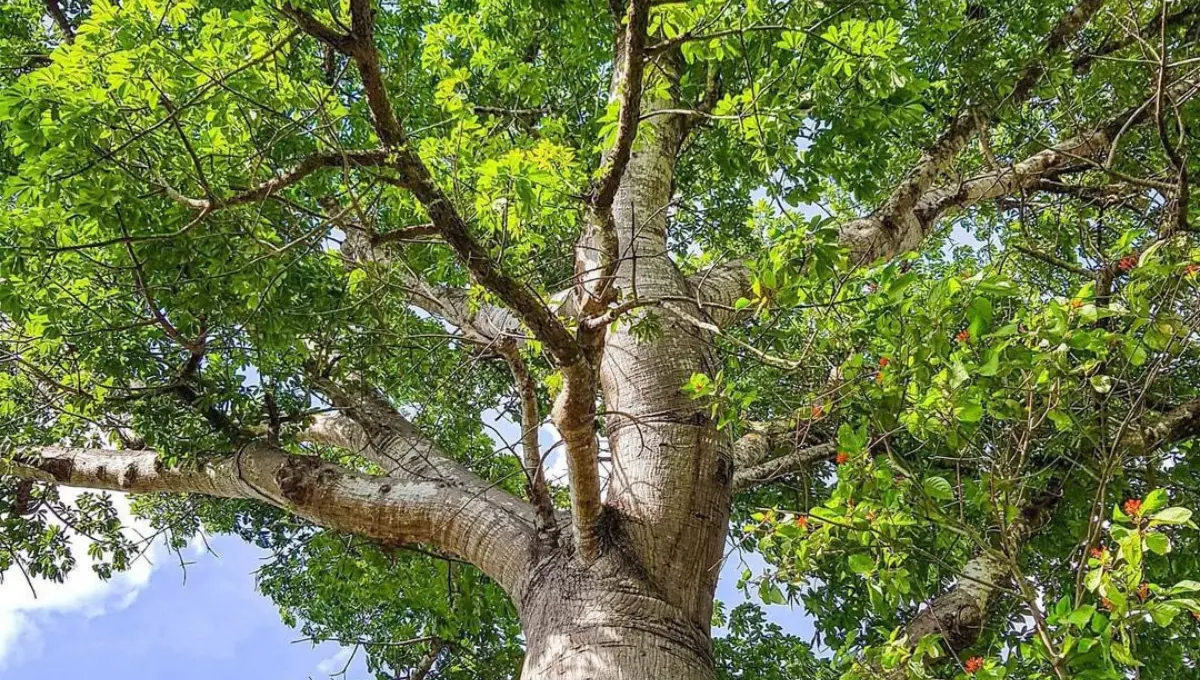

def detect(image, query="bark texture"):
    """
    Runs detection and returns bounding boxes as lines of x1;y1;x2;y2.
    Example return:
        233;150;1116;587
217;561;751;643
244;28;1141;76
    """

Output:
4;445;534;596
518;558;717;680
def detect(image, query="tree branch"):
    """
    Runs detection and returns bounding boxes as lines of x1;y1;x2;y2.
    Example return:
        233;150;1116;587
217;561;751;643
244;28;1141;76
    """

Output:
576;0;651;316
842;70;1200;263
166;150;390;211
305;372;539;528
549;359;605;560
732;441;835;492
282;4;583;366
862;396;1200;673
43;0;75;44
497;344;558;544
842;0;1104;265
3;444;534;596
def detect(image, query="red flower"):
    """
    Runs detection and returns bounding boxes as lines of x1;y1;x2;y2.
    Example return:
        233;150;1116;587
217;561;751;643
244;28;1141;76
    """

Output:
956;329;971;343
1089;547;1106;561
879;356;890;367
1118;254;1138;272
1138;583;1150;601
1124;498;1144;517
836;452;850;465
965;656;985;674
795;515;809;530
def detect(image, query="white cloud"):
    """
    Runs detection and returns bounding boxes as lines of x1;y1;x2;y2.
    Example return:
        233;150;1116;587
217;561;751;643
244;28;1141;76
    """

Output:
316;646;355;675
0;490;161;668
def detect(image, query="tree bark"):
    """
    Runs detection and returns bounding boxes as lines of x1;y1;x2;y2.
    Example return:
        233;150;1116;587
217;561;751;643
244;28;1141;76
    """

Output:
518;558;717;680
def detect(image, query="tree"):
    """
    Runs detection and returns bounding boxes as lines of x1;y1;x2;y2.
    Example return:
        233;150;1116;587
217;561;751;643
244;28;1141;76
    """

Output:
2;0;1200;677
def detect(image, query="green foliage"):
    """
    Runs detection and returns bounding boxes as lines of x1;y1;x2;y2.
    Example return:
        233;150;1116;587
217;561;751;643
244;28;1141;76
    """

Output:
714;602;834;680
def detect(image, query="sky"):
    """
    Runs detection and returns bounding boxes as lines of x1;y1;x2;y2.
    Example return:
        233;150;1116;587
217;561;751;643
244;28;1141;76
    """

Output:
0;417;816;679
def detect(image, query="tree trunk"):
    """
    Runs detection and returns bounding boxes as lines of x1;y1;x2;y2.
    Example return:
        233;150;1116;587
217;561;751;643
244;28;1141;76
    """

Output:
501;37;732;674
518;556;718;680
516;51;732;679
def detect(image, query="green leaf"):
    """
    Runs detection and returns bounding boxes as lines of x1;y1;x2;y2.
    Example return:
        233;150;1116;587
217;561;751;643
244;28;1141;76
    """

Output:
923;476;953;500
1089;375;1112;394
848;553;875;574
1066;604;1095;628
966;297;993;336
1149;603;1180;627
1111;641;1139;666
1150;507;1193;526
978;347;1000;376
1047;409;1073;431
957;400;983;423
1145;532;1171;555
759;581;787;605
1142;489;1169;514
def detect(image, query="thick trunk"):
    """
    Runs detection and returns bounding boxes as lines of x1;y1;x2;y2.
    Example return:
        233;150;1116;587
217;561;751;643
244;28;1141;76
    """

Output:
515;46;732;678
598;77;732;616
522;620;715;680
518;558;717;680
533;51;731;678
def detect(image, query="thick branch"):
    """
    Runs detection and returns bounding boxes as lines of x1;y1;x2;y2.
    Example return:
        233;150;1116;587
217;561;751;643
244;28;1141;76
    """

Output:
577;0;652;315
592;0;651;212
284;2;580;364
842;0;1104;264
1133;397;1200;452
306;373;538;527
549;360;605;559
381;167;583;365
3;445;533;595
43;0;75;43
732;442;835;492
841;72;1199;263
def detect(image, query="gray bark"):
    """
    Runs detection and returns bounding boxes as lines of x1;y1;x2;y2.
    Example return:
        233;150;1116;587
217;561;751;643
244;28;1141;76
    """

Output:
4;444;534;596
518;556;717;680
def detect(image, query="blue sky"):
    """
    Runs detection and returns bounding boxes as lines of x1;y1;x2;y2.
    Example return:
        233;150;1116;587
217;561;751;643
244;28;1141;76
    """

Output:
0;505;367;679
1;500;813;679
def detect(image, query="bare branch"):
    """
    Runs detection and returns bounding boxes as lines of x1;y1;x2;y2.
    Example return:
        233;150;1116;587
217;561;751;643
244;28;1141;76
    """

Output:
549;360;605;559
305;372;539;528
282;3;584;365
577;0;652;317
732;441;835;492
43;0;74;43
842;72;1200;262
498;343;558;543
593;0;651;212
167;150;390;211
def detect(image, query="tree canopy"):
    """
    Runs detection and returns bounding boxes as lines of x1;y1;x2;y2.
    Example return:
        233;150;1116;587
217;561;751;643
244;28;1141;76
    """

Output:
2;0;1200;677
